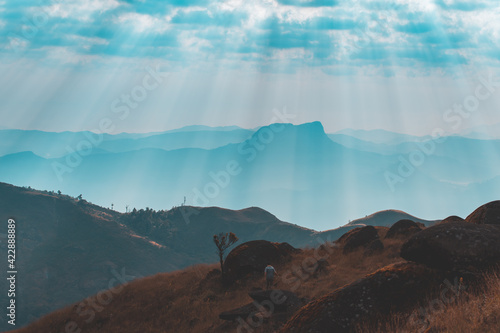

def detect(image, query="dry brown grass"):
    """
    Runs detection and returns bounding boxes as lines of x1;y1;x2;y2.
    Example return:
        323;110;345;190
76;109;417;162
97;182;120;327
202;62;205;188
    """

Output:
12;237;409;333
407;270;500;333
20;237;500;333
15;237;500;333
355;269;500;333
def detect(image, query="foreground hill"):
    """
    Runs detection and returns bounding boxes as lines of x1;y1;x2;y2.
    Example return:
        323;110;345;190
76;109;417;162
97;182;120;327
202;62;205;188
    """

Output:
0;182;307;328
0;182;439;329
0;183;185;329
10;229;408;333
10;201;500;333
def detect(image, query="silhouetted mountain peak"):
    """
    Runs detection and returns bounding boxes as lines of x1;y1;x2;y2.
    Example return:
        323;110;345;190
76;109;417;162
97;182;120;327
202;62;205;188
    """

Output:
245;121;331;150
251;121;324;135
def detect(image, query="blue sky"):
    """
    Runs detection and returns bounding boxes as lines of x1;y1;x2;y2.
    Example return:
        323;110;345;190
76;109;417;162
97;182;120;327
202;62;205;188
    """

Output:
1;0;500;134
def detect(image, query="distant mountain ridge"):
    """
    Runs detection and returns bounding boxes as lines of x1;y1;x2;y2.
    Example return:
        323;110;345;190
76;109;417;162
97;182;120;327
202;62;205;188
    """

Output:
462;122;500;140
333;128;428;144
347;210;439;227
166;125;250;133
0;122;499;229
0;128;255;158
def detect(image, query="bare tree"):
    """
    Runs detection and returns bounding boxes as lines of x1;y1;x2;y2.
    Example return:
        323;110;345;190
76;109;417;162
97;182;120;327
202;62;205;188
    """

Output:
213;232;239;278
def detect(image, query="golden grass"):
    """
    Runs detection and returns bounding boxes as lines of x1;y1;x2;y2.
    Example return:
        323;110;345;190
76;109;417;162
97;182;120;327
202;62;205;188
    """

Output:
14;237;500;333
13;238;408;333
410;270;500;333
355;270;500;333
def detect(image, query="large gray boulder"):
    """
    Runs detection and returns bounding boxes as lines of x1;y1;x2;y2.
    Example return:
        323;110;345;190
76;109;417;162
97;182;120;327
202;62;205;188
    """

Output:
385;219;422;239
438;215;466;225
280;262;449;333
223;240;296;282
401;222;500;271
465;200;500;225
340;226;380;254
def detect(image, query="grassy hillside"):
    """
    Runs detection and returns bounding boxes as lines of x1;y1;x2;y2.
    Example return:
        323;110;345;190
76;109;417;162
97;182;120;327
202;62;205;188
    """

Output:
0;182;442;330
0;182;389;329
0;182;188;329
10;228;408;333
7;212;500;333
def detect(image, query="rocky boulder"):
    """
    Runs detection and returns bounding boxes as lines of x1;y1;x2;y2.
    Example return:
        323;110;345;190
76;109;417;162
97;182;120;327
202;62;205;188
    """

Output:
363;239;384;256
385;219;422;239
401;222;500;271
280;262;449;333
223;240;296;282
340;226;380;254
438;216;466;224
465;200;500;225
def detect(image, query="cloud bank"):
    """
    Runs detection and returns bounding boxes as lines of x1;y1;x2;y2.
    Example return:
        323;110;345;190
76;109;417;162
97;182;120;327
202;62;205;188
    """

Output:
1;0;499;74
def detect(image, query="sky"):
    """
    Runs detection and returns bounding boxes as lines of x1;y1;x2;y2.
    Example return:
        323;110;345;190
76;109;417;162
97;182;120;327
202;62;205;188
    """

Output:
1;0;500;135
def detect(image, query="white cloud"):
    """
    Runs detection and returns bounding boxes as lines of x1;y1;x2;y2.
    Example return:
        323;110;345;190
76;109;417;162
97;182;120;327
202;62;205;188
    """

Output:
397;0;437;12
271;47;310;60
179;31;213;54
66;35;109;50
44;46;99;65
1;0;499;74
41;0;120;22
115;13;169;33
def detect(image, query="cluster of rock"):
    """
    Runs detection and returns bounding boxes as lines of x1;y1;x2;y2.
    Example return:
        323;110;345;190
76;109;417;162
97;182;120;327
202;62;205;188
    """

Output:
215;201;500;332
280;262;452;332
336;219;426;257
280;201;500;332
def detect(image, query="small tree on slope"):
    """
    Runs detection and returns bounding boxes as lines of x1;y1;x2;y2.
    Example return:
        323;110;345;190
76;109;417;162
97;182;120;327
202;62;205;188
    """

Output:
213;232;239;279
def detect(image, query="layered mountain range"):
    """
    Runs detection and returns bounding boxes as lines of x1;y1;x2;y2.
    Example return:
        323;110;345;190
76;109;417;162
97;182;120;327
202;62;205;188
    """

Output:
0;122;498;229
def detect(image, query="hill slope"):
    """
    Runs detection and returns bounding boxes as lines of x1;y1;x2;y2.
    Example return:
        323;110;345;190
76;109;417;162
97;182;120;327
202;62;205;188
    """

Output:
0;182;188;329
9;210;500;333
8;229;409;333
0;182;438;330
